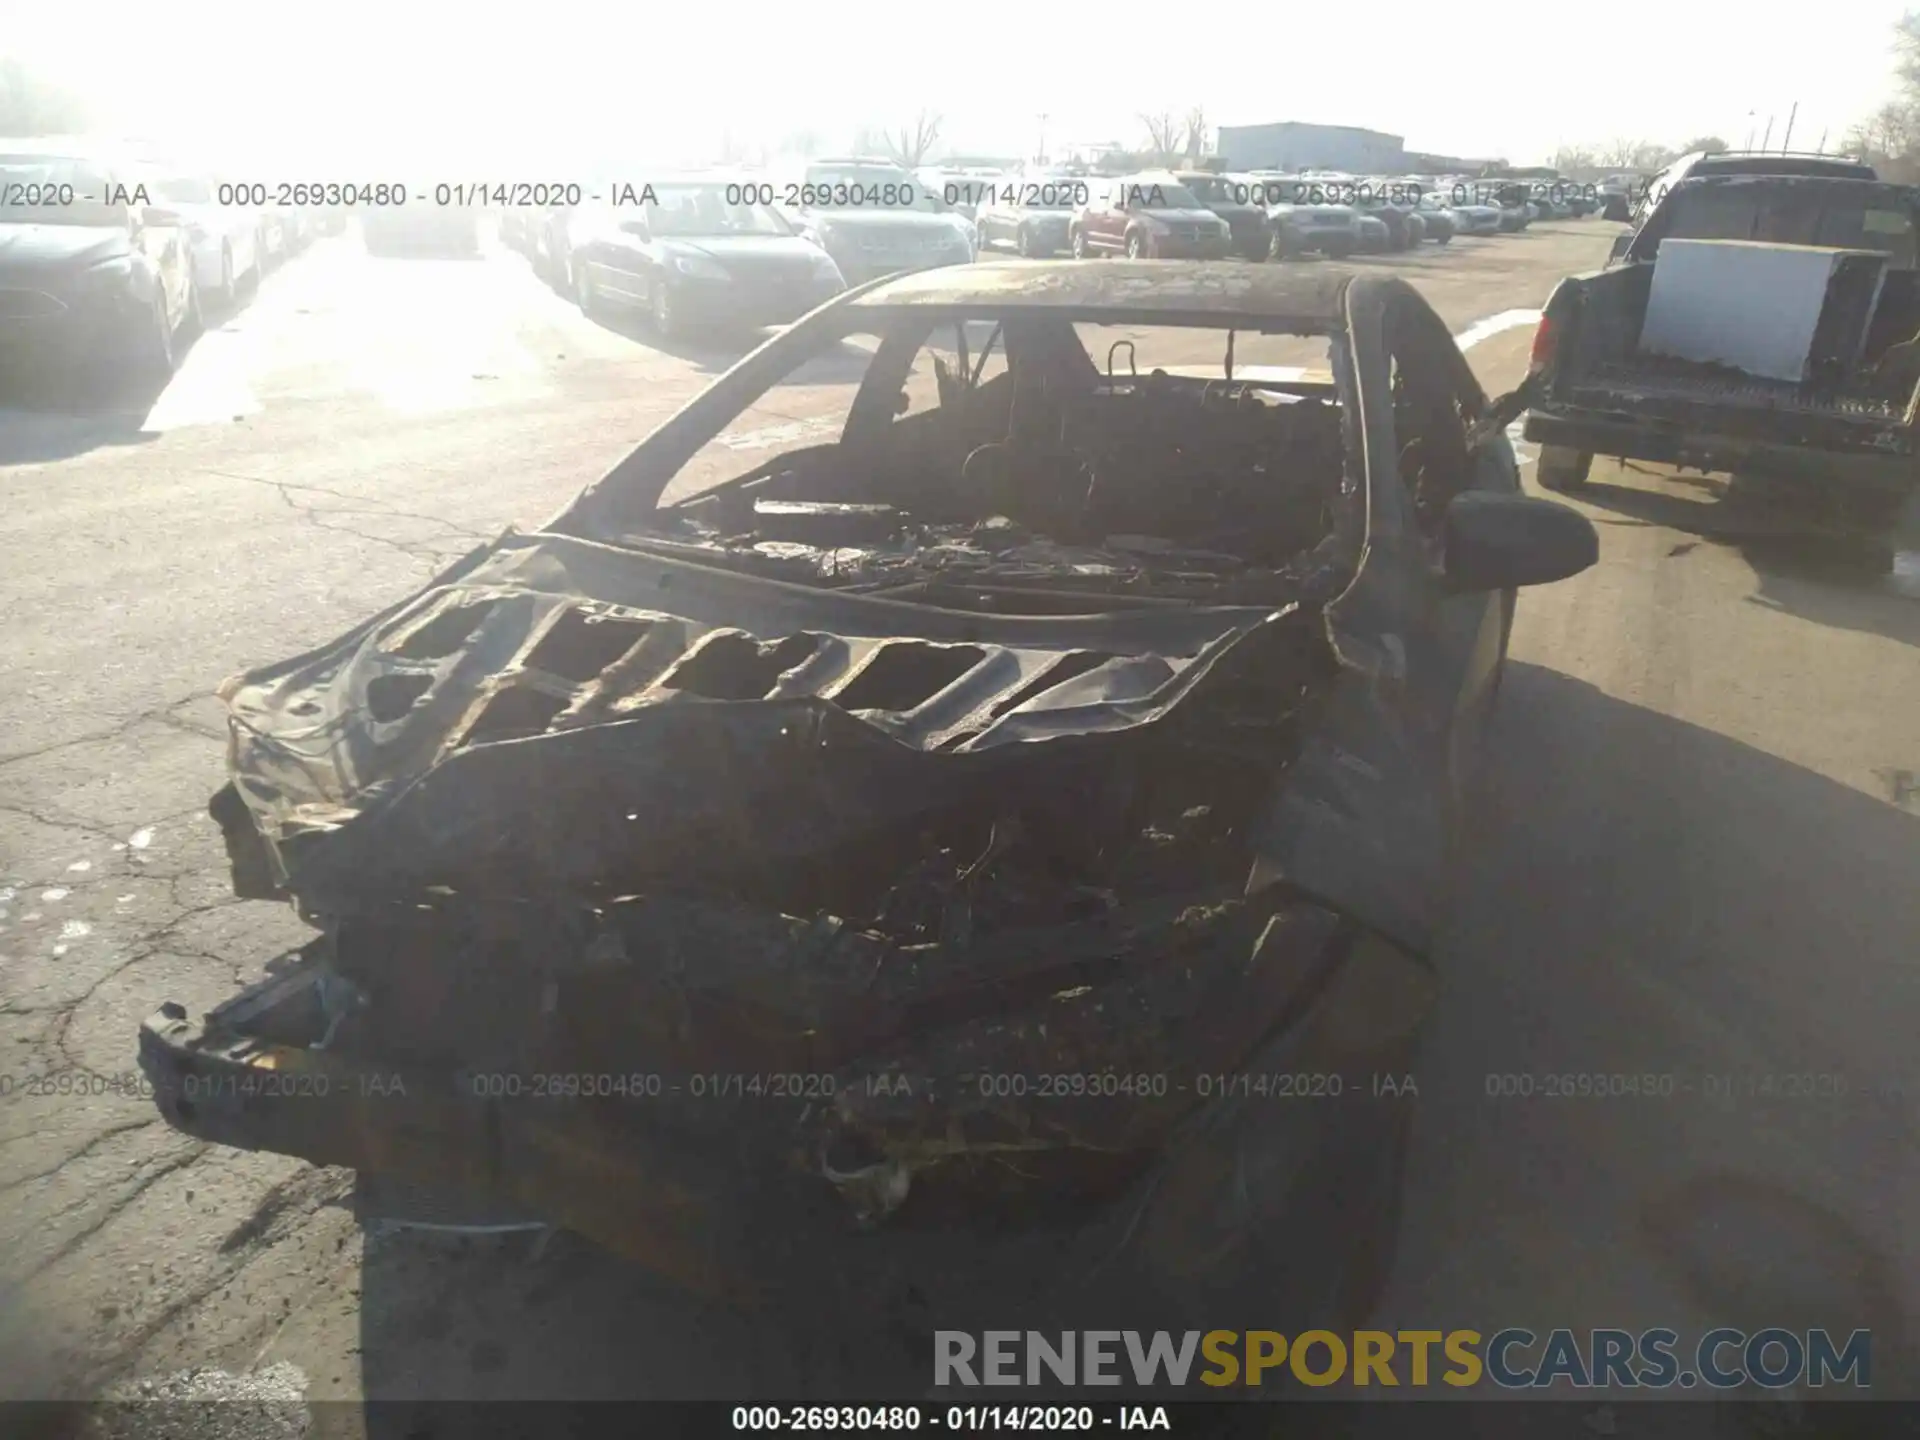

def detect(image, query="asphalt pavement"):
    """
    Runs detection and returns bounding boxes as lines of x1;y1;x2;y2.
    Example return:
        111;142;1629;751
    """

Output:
1;223;1916;1426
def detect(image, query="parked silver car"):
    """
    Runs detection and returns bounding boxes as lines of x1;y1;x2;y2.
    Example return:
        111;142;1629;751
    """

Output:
1240;174;1359;258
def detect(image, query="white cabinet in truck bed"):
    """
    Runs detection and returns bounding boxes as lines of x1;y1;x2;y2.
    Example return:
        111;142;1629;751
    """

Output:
1637;239;1888;384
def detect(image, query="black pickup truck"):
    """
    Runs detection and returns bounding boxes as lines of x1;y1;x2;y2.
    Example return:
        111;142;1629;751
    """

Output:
1522;165;1920;567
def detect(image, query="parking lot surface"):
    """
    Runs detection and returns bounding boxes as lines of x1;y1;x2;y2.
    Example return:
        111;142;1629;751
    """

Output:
2;223;1917;1423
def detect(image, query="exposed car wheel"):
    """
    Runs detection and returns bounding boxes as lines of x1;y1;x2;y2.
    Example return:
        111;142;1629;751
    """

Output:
1071;228;1092;259
185;277;202;338
649;274;677;340
1017;224;1037;259
573;258;597;316
1267;229;1293;261
1537;444;1593;493
212;245;235;307
1125;230;1146;260
1327;239;1356;260
1435;232;1452;245
1098;1016;1420;1347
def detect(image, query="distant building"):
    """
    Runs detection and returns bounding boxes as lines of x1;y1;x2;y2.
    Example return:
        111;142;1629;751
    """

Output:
936;154;1024;170
1405;151;1509;177
1217;122;1405;174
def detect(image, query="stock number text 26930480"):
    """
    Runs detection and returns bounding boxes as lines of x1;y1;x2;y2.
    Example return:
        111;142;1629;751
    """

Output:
725;181;921;209
215;182;409;208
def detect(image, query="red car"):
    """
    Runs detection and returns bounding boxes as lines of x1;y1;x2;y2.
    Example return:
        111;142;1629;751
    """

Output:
1069;172;1233;259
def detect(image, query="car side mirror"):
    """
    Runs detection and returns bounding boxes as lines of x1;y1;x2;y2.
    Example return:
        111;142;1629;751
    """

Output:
1442;491;1597;591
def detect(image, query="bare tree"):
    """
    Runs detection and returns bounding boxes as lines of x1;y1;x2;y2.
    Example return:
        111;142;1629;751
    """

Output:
786;128;822;158
1600;137;1645;169
1183;107;1208;163
850;123;884;157
1140;112;1181;166
1677;135;1729;155
884;111;944;168
1866;101;1920;152
1847;100;1920;178
1896;8;1920;93
1551;144;1599;177
1843;12;1920;179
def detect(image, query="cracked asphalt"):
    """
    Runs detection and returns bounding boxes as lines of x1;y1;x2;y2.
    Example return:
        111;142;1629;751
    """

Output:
2;225;1918;1427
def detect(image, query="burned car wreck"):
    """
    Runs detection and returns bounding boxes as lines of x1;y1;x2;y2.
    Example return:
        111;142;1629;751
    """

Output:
142;264;1595;1358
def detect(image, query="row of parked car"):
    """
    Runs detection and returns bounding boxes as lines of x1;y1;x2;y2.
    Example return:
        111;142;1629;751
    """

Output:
950;167;1587;261
493;156;1594;341
0;136;336;383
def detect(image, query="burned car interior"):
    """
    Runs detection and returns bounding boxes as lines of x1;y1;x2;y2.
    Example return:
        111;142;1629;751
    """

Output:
620;311;1363;613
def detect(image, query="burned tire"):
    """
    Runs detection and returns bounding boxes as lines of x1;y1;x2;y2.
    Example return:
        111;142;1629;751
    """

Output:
1537;444;1593;493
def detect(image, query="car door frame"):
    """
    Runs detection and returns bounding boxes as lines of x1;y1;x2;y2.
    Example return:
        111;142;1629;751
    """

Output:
1247;279;1501;959
593;210;658;307
982;199;1014;250
1095;178;1134;251
1378;286;1515;812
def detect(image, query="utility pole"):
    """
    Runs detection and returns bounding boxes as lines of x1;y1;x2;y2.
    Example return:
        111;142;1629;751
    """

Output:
1781;101;1798;153
1760;115;1775;151
1744;111;1757;149
1037;113;1049;166
1816;127;1828;155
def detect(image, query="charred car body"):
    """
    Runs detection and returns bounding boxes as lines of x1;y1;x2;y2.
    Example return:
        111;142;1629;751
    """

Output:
142;264;1594;1360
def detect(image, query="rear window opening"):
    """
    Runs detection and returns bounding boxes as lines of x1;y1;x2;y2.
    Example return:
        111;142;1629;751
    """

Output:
618;311;1360;618
659;633;822;701
1658;188;1918;268
523;608;654;683
833;643;987;713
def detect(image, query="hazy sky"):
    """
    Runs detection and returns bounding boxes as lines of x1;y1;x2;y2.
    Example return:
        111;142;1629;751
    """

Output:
5;0;1911;167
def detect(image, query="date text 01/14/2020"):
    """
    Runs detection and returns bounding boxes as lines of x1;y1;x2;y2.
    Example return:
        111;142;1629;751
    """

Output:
960;1072;1418;1101
729;1405;1172;1431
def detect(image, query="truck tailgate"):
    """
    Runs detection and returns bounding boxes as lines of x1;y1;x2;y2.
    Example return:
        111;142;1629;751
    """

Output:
1572;359;1904;422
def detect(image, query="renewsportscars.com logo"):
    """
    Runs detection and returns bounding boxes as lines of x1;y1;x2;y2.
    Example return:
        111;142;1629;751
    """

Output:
934;1329;1872;1390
